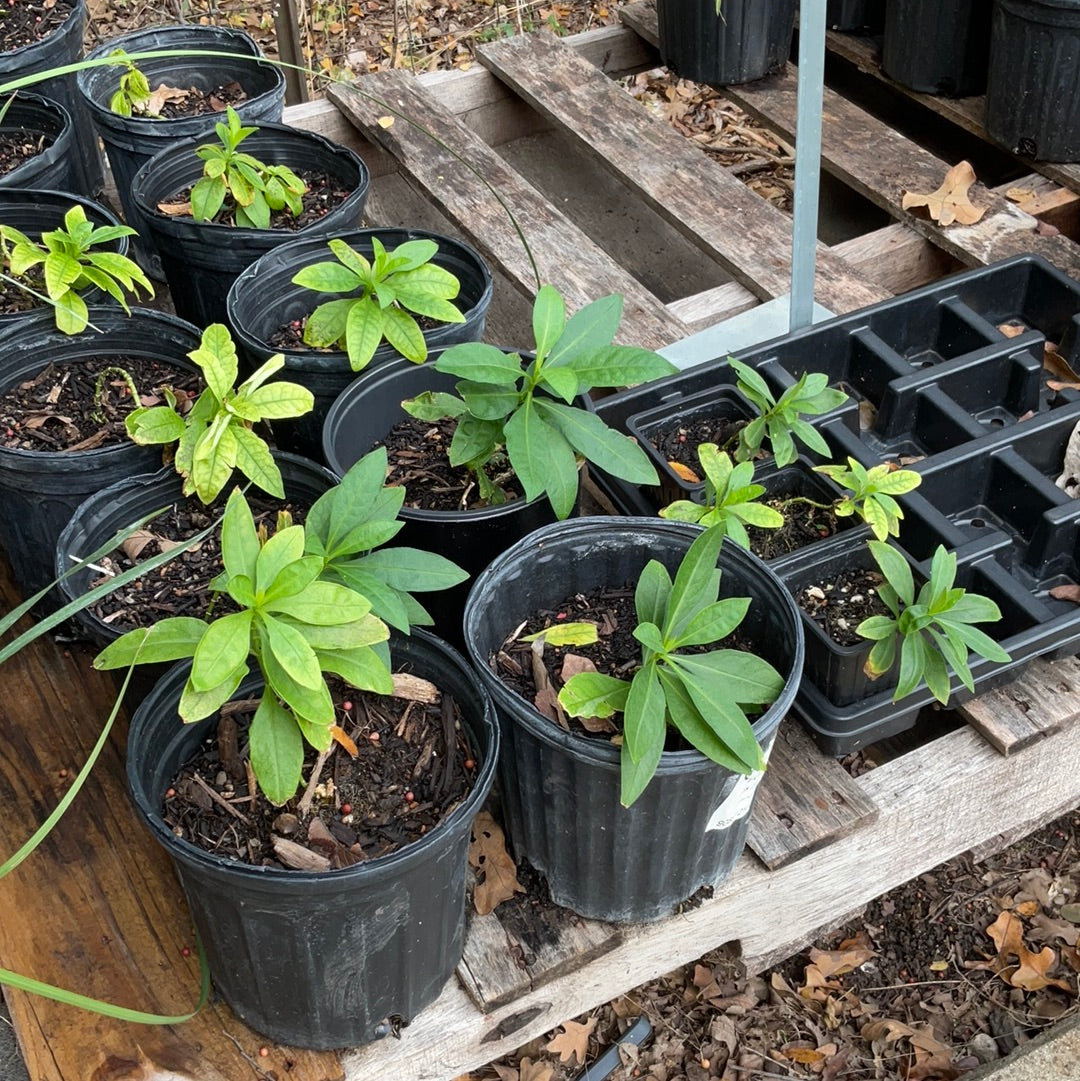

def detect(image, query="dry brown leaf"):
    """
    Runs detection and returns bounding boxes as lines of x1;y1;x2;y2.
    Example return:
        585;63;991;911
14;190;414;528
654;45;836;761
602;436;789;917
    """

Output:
1015;900;1040;917
1043;342;1080;384
120;529;157;561
468;811;524;915
329;724;359;757
156;200;194;217
901;161;986;226
782;1043;826;1065
1006;186;1034;203
858;399;877;431
491;1066;518;1081
544;1017;597;1065
985;910;1072;991
24;414;71;429
518;1057;555;1081
668;460;700;483
144;82;190;116
861;1018;916;1043
1031;912;1079;946
997;322;1026;338
531;639;567;730
807;943;875;979
1049;584;1080;604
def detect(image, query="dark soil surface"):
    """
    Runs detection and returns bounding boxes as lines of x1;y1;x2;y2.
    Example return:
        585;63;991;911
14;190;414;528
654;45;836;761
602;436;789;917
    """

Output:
0;129;53;178
144;80;248;119
267;310;447;354
157;169;354;231
0;277;42;316
85;492;309;633
748;490;849;561
648;414;749;475
381;414;525;511
797;567;889;647
165;675;476;869
0;355;200;453
0;0;72;50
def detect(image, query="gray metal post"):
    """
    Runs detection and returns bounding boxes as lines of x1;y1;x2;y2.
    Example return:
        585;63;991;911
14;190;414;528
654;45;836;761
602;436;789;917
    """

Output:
790;0;827;331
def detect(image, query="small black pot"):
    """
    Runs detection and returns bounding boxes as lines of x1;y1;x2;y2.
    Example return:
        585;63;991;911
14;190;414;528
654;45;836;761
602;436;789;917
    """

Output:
126;630;499;1049
656;0;798;86
322;356;565;647
0;188;130;324
0;0;103;195
881;0;991;96
131;124;371;328
77;24;286;274
0;308;202;603
226;228;493;461
0;93;77;192
986;0;1080;162
463;517;804;923
55;453;337;650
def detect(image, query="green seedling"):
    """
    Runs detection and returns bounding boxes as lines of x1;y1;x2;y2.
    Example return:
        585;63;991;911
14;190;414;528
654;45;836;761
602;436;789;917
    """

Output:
558;525;785;806
0;205;153;334
812;457;922;541
107;51;152;116
856;540;1011;704
125;323;313;503
401;284;677;519
292;236;465;371
191;106;307;229
95;488;394;805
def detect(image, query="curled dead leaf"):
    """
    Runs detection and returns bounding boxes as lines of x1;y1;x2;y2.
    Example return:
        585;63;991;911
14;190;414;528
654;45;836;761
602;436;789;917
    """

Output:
468;811;525;915
901;161;986;226
120;529;156;561
156;201;194;217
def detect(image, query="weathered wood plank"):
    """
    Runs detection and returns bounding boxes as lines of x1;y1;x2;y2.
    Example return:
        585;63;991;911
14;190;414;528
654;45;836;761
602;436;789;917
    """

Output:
476;31;890;316
326;72;689;350
0;578;342;1080
621;2;1080;282
338;716;1080;1081
747;720;878;870
956;655;1080;754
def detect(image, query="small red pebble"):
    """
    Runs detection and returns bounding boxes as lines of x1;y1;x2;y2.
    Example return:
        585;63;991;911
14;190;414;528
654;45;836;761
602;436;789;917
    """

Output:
165;787;176;798
58;768;68;779
181;946;191;957
405;791;415;803
342;700;353;711
258;1047;269;1058
464;758;475;770
369;731;380;742
340;803;352;816
556;611;567;619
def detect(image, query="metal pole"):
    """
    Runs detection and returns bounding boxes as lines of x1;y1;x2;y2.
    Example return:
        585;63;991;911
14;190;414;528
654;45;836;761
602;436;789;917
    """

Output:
789;0;827;331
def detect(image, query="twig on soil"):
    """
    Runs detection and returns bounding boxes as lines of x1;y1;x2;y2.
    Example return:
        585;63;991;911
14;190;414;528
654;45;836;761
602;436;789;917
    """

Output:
191;773;250;824
297;745;334;818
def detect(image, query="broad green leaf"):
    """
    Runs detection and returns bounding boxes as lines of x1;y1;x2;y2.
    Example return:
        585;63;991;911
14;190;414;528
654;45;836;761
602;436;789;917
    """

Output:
351;547;468;591
286;613;388;651
243;381;314;420
54;290;89;335
554;344;676;390
874;469;922;495
435;341;524;385
291;259;363;293
537;365;579;404
328;566;412;633
260;613;325;691
317;645;394;694
664;526;726;640
303;297;354;349
558;671;630;719
381;305;427;363
669;650;784;708
535;399;659;485
42;250;81;298
249;692;304;805
862;497;891;542
658;500;707;525
402;390;467;422
670;597;750;648
504;401;561;506
531;283;566;360
635;559;672;627
622;664;666;764
456;380;520;421
258;555;323;604
921;642;952;703
855;614;897;641
895;631;927;700
254;524;306;596
262;648;334;726
865;634;896;679
263;580;373;623
620;735;663;808
190;611;254;692
671;664;764;772
191;174;226;222
220;488;259;580
658;667;753;774
632;621;665;655
867;540;914;606
935;618;1010;662
125;406;186;446
729;359;773;404
448;415;501;469
940;592;1001;625
232;425;284;498
179;663;248;722
544;292;620;368
190;324;239;403
93;617;207;669
345;295;388;370
188;421;237;504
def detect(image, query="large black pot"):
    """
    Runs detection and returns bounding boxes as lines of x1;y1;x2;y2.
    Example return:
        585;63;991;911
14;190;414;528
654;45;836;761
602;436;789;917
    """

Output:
0;308;202;603
77;25;287;274
131;123;371;327
0;0;103;195
226;227;493;461
656;0;798;86
882;0;991;96
986;0;1080;162
322;356;566;648
126;630;499;1049
0;94;77;192
463;517;804;922
0;188;131;325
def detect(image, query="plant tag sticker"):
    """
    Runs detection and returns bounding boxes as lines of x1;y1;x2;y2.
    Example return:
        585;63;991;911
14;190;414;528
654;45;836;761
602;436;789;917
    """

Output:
705;739;775;832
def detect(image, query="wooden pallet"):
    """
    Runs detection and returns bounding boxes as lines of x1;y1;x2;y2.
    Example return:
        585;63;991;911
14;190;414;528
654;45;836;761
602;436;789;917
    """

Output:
6;16;1080;1081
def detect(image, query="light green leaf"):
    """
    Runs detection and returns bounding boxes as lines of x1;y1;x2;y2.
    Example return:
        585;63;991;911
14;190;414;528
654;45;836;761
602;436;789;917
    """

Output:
558;671;630;719
190;611;254;693
93;617;208;670
248;692;304;806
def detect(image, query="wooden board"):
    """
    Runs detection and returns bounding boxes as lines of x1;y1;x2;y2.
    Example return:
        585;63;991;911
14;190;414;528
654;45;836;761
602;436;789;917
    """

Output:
0;573;342;1081
620;3;1080;282
746;720;878;869
956;655;1080;754
325;72;689;351
475;31;891;316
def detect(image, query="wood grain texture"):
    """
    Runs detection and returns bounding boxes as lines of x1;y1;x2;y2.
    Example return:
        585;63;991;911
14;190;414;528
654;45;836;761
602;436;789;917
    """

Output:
746;721;878;869
476;31;889;316
0;577;342;1080
326;72;688;350
956;656;1080;753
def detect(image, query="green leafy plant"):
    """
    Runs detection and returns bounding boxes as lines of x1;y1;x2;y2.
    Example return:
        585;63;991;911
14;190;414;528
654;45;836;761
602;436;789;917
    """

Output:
557;525;785;806
190;106;307;229
729;358;848;467
95;488;394;805
0;205;153;333
659;444;783;548
125;323;314;503
292;236;465;371
856;541;1011;704
303;446;468;632
107;51;152;117
812;457;922;541
401;284;678;519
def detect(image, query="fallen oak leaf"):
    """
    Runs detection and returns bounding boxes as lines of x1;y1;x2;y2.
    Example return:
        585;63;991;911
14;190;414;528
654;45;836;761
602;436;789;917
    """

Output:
518;1058;554;1081
468;811;524;915
901;161;986;226
1043;341;1080;384
143;82;191;116
544;1017;597;1065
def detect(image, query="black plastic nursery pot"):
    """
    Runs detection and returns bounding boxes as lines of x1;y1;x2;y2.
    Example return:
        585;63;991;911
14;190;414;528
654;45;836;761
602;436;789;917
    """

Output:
126;630;499;1050
0;188;131;325
656;0;798;86
77;24;286;274
322;355;566;647
0;93;77;192
463;517;804;923
0;307;202;604
881;0;991;96
985;0;1080;163
226;228;494;461
55;453;337;650
0;0;103;195
131;124;371;328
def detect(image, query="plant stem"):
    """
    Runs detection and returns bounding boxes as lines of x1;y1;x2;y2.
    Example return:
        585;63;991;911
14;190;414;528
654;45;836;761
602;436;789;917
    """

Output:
91;366;140;424
777;495;834;513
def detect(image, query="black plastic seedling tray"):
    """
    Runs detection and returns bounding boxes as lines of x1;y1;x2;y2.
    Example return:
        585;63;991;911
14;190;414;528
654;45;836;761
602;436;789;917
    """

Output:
593;254;1080;753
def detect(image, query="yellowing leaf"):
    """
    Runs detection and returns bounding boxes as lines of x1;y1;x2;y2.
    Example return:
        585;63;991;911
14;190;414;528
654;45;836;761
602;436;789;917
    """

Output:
544;1017;597;1065
668;460;700;483
377;115;394;128
521;621;598;647
901;161;986;226
468;811;524;915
